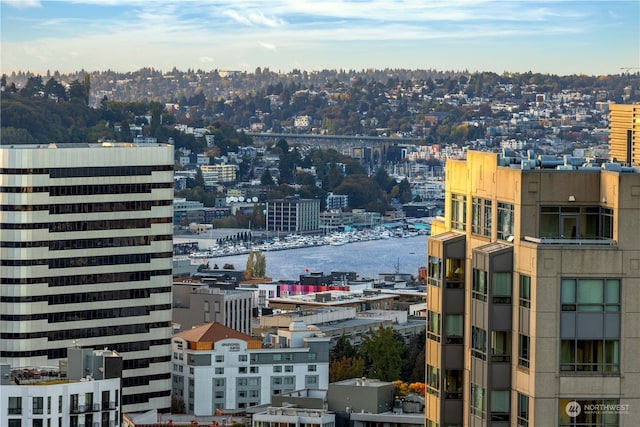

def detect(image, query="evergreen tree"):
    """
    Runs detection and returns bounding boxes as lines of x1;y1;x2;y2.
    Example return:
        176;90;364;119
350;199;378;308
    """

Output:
359;326;406;381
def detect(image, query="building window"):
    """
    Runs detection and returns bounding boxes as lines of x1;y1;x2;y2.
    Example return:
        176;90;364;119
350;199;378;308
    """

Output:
540;206;613;239
561;278;620;312
214;379;225;387
445;258;464;288
238;354;248;362
273;354;282;361
497;202;514;240
8;397;21;415
284;365;293;372
451;193;467;230
519;275;531;308
445;314;463;344
472;197;492;237
215;367;224;374
491;331;511;362
427;310;441;342
273;366;282;373
308;353;316;361
239;367;247;374
559;399;620;427
470;383;486;419
492;272;512;304
308;365;316;372
250;366;258;373
426;365;440;397
8;420;21;427
33;396;44;415
444;370;463;399
560;340;619;373
517;393;529;427
428;256;442;287
491;390;510;421
215;355;224;363
518;334;530;368
471;326;487;360
472;269;488;302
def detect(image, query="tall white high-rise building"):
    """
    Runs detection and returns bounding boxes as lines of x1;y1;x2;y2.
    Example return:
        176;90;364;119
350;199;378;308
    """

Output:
0;143;174;413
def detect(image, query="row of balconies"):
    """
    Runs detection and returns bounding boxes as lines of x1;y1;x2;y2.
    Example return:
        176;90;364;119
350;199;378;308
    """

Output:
70;402;117;413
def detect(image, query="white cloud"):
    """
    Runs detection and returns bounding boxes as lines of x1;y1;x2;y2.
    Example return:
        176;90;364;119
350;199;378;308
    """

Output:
258;41;277;52
2;0;42;8
200;56;214;63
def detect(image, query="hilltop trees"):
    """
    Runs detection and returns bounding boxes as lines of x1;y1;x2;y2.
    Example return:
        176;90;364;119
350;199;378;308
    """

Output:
329;326;424;384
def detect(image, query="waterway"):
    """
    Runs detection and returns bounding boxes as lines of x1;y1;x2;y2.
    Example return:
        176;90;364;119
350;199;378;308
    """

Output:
200;235;427;280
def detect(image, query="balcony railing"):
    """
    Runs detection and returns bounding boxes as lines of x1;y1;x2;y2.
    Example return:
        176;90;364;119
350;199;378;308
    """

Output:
524;236;617;246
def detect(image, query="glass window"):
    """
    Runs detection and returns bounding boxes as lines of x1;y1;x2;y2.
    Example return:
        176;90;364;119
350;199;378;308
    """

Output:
472;326;487;360
518;334;530;368
33;396;44;415
497;202;514;240
427;310;441;342
215;355;224;363
493;272;512;304
520;275;531;308
445;314;463;344
561;278;620;312
445;258;464;288
238;354;248;362
8;396;22;415
470;383;486;419
473;269;488;302
472;197;492;237
444;370;463;399
428;256;442;287
491;390;510;421
426;365;440;397
273;354;282;361
491;331;511;362
517;393;529;427
560;339;619;372
215;367;224;374
273;366;282;373
451;194;467;231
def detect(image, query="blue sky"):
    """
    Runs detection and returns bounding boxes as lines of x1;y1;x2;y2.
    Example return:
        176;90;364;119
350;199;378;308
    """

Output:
1;0;639;75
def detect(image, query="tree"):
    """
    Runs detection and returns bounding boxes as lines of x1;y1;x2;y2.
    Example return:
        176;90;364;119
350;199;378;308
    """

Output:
331;332;357;361
244;252;255;280
254;252;266;278
194;167;205;188
260;168;275;186
329;356;365;383
359;325;406;381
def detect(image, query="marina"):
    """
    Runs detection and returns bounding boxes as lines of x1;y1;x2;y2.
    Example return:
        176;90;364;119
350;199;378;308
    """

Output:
175;233;428;280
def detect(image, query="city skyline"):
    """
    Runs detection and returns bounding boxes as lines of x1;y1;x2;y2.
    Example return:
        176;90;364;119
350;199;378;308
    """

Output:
1;0;639;77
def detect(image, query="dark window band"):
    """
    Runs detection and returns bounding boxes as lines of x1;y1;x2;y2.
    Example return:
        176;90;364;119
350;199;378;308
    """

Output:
0;165;173;177
1;234;172;249
0;268;172;285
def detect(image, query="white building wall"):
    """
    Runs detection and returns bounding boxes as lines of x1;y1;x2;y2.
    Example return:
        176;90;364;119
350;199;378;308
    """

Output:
0;144;174;414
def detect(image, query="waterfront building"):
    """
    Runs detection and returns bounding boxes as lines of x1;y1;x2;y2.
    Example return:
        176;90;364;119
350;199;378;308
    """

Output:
0;143;174;413
609;104;639;166
171;321;330;415
425;150;640;426
266;196;320;233
173;198;204;226
1;348;122;427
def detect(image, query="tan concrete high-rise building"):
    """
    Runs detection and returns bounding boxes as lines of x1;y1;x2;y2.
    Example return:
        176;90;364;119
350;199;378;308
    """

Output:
609;104;640;166
425;150;640;426
0;143;174;414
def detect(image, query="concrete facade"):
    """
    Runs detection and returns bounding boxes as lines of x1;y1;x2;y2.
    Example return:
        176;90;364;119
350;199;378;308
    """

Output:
426;150;640;426
0;143;174;414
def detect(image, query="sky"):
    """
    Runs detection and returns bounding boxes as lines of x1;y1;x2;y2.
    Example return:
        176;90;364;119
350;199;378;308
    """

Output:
1;0;639;76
